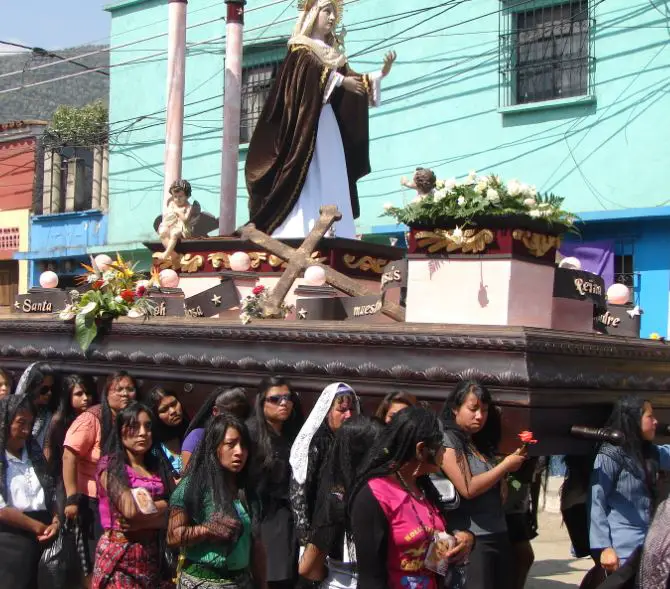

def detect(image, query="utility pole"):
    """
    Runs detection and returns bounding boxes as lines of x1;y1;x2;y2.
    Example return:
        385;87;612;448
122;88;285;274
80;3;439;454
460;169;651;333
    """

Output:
219;0;246;235
162;0;188;212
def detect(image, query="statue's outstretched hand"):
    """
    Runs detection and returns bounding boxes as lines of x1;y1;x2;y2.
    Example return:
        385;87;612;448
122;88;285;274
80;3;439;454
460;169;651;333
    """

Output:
382;51;397;77
342;76;365;95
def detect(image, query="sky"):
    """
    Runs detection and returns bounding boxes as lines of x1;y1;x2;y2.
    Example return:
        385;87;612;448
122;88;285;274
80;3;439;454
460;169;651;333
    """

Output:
0;0;110;52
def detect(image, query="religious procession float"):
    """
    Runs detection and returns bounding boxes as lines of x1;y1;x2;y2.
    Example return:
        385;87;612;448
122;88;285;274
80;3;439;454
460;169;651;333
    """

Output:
3;0;668;461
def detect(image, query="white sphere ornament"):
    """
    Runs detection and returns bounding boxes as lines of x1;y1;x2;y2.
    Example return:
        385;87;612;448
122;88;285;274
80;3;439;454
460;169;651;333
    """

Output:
94;254;113;271
230;251;251;272
559;256;582;270
159;269;180;288
304;265;326;286
607;283;630;305
39;271;59;289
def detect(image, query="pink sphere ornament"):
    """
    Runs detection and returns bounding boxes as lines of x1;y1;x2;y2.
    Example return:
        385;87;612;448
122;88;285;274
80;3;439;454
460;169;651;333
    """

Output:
607;282;630;305
159;269;180;288
230;251;251;272
304;265;326;286
39;270;59;289
94;254;113;272
558;256;582;270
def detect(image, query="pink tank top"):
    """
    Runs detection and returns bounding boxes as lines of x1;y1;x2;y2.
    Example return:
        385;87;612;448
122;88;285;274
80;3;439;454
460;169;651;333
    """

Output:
97;458;165;530
368;476;446;589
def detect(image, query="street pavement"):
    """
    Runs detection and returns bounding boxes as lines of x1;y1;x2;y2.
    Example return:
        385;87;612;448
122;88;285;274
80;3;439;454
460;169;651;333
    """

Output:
527;511;592;588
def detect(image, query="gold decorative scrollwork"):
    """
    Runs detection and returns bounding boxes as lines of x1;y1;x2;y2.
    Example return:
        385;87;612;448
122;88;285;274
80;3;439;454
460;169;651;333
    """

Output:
268;251;326;270
415;229;495;254
208;252;230;270
180;253;204;273
342;254;388;274
248;252;267;269
512;230;561;257
152;251;181;270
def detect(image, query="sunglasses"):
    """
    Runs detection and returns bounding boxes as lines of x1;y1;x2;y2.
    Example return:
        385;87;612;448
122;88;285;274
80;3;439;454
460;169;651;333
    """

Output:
265;394;294;406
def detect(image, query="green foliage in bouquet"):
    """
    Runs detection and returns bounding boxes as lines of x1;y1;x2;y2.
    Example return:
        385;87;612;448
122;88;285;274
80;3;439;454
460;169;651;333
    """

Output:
59;254;156;351
382;172;577;229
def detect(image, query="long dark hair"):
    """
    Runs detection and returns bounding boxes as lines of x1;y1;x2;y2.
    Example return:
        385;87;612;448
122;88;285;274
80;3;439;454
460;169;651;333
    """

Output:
100;371;137;453
348;406;445;515
47;374;97;470
55;374;97;432
312;416;383;554
602;395;652;465
182;413;252;521
185;386;251;438
142;385;190;444
103;402;174;495
251;376;303;470
440;380;501;461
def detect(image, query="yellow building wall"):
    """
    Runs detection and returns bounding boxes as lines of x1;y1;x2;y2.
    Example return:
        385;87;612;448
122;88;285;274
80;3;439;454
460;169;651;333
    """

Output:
0;208;30;293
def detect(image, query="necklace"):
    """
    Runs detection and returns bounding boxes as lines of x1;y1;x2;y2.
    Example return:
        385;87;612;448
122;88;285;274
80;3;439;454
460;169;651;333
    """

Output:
396;470;426;502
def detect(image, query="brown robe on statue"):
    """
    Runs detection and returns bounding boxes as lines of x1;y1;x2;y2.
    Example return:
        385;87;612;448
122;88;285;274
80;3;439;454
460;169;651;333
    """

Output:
245;45;372;235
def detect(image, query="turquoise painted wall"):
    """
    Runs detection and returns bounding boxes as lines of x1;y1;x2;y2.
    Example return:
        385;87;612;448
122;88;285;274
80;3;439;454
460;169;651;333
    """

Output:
105;0;670;241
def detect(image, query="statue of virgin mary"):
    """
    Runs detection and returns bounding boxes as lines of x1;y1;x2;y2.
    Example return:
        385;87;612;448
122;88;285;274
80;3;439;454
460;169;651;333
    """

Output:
245;0;396;238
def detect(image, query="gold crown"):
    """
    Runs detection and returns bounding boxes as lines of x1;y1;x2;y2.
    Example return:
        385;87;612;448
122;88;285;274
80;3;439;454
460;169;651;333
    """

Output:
297;0;344;24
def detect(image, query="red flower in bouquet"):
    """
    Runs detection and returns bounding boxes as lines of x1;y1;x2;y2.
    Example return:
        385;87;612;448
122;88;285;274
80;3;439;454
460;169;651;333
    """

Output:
135;285;147;298
252;285;265;296
518;430;538;445
120;289;135;303
92;279;104;290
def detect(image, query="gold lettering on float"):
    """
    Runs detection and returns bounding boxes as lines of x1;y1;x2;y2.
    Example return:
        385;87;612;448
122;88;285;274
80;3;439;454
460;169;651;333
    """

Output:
574;278;602;297
381;267;402;289
151;301;167;317
596;311;621;327
185;306;204;318
352;301;383;317
22;299;53;313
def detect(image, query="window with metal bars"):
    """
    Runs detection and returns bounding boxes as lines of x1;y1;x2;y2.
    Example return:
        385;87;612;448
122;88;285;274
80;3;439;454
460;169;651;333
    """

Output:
240;44;286;144
499;0;594;107
613;238;636;290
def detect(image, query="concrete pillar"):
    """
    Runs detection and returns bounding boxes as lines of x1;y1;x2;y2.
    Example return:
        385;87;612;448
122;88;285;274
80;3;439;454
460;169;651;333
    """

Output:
162;0;188;213
101;144;109;211
65;158;86;212
42;150;53;215
92;145;103;209
219;0;246;235
42;150;62;214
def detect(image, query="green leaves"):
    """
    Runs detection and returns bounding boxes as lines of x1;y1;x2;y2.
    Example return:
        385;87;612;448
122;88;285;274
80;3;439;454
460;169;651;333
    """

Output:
44;100;108;148
75;312;98;352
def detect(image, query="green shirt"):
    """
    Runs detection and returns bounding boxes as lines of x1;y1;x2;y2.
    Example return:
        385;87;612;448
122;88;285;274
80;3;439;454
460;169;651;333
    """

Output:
170;477;251;571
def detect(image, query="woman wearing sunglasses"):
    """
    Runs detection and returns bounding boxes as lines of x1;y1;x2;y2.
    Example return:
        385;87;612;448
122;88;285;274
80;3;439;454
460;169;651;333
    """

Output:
247;376;304;589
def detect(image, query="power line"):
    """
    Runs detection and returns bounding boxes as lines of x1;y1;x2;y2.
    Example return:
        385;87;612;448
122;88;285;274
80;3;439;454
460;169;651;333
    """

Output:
0;40;108;77
0;35;225;96
0;15;225;81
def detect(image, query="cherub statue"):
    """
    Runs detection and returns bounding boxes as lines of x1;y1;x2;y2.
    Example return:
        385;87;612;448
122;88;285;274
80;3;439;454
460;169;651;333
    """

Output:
156;179;200;261
401;167;437;200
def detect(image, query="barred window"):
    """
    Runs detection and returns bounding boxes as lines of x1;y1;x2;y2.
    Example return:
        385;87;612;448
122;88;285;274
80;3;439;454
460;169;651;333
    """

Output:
614;238;636;291
240;46;286;144
0;228;20;251
499;0;594;107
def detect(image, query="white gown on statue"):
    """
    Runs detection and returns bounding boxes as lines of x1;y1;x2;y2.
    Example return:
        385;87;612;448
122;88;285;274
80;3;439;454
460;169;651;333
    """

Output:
272;64;382;240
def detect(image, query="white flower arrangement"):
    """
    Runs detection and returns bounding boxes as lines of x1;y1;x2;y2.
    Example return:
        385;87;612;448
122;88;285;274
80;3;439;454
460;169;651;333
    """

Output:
385;170;576;229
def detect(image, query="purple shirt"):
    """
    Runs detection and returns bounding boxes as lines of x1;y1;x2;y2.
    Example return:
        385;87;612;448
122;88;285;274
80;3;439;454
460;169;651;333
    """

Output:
182;428;205;454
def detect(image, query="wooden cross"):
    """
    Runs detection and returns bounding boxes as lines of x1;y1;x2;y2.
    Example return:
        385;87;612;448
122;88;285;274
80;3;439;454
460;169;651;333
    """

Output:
240;205;405;322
